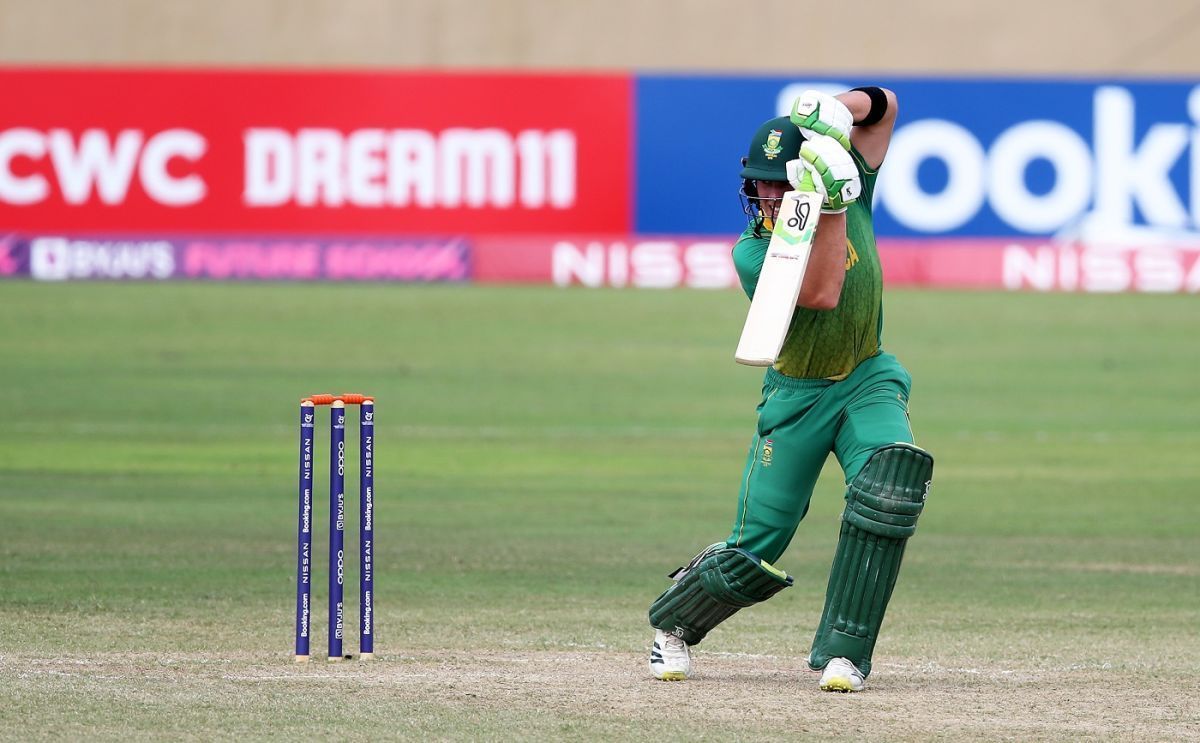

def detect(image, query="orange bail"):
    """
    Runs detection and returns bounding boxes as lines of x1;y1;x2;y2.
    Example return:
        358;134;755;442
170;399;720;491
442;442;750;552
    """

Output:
302;394;375;405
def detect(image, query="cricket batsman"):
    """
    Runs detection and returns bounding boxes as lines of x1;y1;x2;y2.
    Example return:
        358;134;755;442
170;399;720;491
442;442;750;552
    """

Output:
647;86;934;692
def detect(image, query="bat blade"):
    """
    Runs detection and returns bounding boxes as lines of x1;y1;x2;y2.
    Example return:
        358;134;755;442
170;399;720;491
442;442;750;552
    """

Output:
734;189;822;366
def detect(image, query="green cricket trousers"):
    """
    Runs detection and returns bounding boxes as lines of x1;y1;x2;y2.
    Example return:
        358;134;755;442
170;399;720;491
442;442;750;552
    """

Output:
727;352;915;563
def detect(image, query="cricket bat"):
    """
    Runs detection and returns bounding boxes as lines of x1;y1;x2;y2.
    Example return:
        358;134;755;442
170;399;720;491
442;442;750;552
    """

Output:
734;186;822;366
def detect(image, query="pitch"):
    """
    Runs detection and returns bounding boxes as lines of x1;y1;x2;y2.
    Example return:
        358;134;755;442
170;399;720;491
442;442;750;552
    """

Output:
0;283;1197;740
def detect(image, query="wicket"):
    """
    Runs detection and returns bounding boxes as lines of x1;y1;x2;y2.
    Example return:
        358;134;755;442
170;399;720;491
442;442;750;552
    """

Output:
295;393;374;662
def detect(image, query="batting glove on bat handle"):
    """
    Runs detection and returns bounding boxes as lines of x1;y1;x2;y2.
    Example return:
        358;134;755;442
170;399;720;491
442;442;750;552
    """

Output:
785;158;821;195
791;91;853;151
799;136;861;214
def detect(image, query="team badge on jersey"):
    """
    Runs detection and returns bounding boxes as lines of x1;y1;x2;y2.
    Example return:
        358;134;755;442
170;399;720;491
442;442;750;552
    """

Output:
762;130;784;159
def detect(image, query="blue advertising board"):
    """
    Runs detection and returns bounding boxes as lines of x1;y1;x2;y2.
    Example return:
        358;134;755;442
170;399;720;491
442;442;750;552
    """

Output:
635;74;1200;240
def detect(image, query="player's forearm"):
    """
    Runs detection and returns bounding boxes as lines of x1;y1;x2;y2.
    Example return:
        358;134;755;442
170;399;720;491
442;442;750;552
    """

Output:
796;213;847;310
835;87;898;131
838;87;898;170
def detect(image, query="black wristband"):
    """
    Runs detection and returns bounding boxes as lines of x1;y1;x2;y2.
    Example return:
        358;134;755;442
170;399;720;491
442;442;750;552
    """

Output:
851;86;889;127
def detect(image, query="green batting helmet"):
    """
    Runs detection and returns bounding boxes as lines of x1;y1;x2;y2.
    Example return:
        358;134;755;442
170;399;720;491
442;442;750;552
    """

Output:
739;116;804;181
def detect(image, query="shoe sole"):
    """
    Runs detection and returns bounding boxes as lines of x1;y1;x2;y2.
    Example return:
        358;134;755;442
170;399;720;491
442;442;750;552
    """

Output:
654;671;687;681
819;678;863;692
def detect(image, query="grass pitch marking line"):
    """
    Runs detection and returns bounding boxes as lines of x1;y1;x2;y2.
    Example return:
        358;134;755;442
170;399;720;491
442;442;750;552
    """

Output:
27;422;1200;444
875;660;1121;677
1000;560;1200;576
221;674;368;681
17;421;741;440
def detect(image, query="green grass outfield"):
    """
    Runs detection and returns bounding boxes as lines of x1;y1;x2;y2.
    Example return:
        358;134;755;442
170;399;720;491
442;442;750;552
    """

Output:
0;283;1197;741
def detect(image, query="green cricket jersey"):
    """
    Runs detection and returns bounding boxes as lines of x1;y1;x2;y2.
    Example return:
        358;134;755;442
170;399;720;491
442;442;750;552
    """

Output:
733;148;883;380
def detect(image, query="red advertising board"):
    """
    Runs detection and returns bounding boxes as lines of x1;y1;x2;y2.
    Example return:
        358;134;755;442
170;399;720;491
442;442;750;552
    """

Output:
0;68;631;234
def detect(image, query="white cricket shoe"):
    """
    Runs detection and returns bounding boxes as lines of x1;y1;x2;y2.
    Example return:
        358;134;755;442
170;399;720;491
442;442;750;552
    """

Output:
649;629;691;681
818;657;865;692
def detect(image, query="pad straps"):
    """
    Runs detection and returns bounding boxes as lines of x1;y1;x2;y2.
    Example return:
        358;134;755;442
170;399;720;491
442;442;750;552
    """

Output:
649;544;793;646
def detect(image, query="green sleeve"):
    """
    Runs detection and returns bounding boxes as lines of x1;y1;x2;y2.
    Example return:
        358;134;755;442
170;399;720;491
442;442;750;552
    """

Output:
849;146;878;214
731;226;768;300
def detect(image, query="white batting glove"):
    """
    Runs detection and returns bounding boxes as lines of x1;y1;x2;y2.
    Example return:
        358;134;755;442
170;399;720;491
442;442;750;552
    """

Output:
795;135;861;214
790;91;853;151
785;158;818;194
